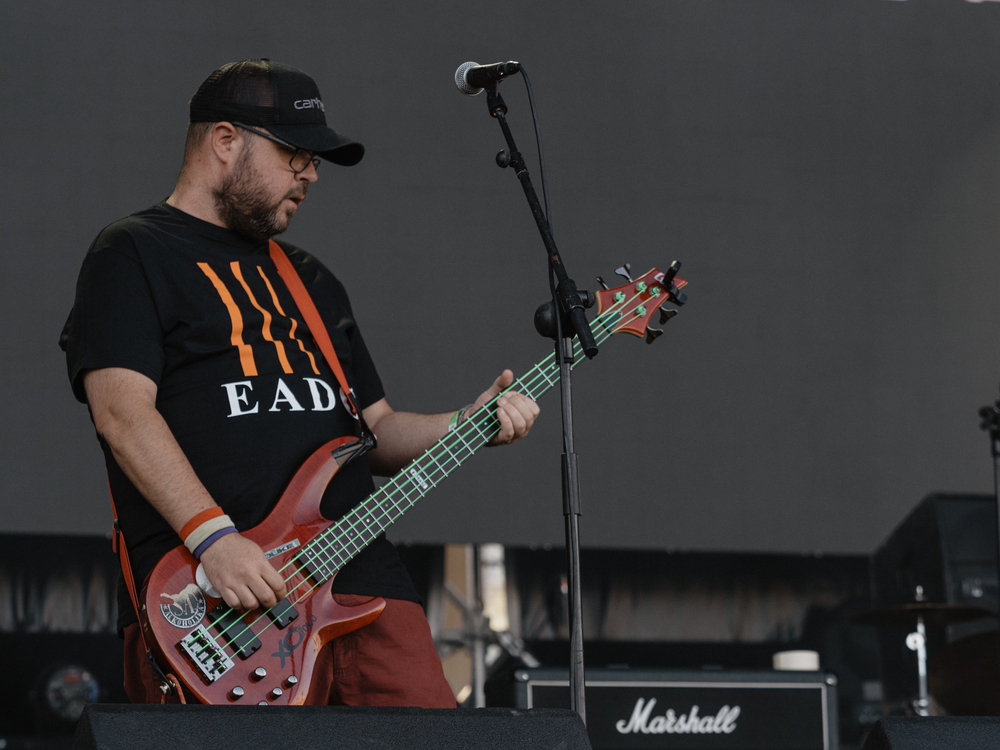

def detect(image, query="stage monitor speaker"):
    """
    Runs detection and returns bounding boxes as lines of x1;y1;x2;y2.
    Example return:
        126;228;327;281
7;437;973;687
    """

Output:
514;667;838;750
862;716;1000;749
72;704;591;750
871;493;998;612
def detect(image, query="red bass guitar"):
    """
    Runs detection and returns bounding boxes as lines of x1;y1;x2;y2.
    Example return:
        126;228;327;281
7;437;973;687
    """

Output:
140;265;688;704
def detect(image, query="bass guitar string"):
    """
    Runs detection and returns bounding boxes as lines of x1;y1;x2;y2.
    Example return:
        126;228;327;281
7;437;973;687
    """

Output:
272;295;626;593
191;337;580;660
272;286;633;583
276;302;628;584
192;290;641;659
193;285;655;660
192;291;638;660
279;289;636;582
191;359;556;659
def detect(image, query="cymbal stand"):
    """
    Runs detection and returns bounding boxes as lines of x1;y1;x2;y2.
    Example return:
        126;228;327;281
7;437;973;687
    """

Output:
437;544;540;707
904;586;930;717
977;392;1000;709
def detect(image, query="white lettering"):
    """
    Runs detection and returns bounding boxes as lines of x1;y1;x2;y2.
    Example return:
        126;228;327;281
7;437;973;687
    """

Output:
664;709;677;733
684;705;700;733
408;467;430;492
615;699;740;736
269;377;305;412
221;380;258;417
304;377;337;411
293;97;325;112
615;697;656;734
721;706;740;733
712;706;729;732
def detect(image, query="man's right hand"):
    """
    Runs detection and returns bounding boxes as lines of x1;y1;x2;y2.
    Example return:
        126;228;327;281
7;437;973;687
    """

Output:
83;368;289;612
199;533;288;610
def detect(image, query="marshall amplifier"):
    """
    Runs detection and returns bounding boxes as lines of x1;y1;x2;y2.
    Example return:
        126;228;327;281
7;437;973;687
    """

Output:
513;668;838;750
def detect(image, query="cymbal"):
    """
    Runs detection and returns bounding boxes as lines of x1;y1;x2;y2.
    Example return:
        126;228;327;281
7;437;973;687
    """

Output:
929;631;1000;716
852;603;997;626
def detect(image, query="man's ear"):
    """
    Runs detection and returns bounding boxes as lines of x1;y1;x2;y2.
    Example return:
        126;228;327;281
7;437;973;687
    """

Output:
210;122;241;166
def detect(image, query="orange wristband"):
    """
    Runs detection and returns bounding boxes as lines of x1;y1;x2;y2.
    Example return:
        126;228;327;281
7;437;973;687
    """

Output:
180;507;224;542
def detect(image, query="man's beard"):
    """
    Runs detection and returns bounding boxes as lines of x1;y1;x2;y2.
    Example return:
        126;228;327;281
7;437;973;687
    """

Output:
214;143;305;243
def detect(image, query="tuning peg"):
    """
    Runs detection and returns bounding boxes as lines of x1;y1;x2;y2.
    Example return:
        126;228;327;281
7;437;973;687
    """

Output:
662;261;681;286
659;307;678;325
596;276;610;290
614;263;633;283
645;327;664;344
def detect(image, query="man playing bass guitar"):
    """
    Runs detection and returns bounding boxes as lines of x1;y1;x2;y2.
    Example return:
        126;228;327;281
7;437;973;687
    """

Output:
60;59;539;706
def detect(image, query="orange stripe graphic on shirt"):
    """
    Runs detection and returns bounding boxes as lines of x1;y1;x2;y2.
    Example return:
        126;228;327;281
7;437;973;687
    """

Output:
197;263;258;377
257;266;321;376
230;262;293;374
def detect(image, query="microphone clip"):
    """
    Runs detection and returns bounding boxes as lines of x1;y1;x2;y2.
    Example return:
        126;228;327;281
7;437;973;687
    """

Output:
486;85;507;118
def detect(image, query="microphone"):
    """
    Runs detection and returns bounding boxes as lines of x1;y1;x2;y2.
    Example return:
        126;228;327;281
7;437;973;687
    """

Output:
454;61;520;96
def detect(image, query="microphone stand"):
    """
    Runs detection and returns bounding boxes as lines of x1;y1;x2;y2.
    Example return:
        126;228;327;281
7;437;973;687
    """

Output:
482;82;596;724
977;393;1000;708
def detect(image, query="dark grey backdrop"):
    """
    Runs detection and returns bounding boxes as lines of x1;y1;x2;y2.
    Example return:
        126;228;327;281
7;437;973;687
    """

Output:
5;0;1000;555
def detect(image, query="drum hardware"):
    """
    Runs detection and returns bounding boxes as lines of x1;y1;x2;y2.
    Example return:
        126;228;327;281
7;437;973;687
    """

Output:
853;585;997;717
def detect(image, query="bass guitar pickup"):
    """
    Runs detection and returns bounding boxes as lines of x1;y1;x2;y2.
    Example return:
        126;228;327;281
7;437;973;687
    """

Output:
265;597;299;628
179;625;234;683
207;604;262;659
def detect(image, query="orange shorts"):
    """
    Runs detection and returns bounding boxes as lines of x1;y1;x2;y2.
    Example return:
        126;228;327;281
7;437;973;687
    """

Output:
123;594;456;708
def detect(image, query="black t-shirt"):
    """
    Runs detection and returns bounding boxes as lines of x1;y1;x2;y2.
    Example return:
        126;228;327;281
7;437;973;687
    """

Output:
60;202;418;633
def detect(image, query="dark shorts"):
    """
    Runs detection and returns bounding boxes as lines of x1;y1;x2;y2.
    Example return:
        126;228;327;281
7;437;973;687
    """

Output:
124;594;456;708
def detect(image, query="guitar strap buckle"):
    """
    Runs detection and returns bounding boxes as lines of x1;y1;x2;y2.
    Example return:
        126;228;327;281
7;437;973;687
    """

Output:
332;431;378;468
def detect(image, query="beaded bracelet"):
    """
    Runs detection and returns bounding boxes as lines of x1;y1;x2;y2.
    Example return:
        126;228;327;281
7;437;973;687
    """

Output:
448;403;474;432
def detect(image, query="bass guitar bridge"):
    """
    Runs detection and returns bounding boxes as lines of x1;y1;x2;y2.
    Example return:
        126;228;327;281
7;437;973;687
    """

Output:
179;625;234;683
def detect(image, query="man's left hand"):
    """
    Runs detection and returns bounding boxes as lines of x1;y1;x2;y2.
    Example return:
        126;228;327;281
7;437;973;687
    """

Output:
468;370;540;446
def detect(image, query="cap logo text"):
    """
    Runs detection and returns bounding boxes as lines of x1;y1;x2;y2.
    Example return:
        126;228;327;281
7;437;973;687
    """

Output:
294;98;325;112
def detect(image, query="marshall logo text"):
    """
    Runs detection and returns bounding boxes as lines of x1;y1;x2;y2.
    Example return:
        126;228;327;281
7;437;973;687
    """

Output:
616;698;741;735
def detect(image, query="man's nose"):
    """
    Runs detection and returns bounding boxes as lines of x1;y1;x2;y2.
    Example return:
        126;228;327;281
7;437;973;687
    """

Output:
298;161;319;184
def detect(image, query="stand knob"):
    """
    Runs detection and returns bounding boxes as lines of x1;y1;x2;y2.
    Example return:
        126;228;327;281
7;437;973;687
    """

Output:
496;150;511;168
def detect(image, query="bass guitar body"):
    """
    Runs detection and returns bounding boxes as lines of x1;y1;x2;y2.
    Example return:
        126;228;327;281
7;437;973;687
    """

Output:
139;435;386;705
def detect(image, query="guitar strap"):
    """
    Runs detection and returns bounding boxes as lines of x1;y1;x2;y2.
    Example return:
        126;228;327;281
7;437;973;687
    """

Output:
108;475;186;701
108;475;142;627
268;239;374;441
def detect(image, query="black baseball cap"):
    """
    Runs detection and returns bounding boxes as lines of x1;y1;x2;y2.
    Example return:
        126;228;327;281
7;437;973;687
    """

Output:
189;59;364;167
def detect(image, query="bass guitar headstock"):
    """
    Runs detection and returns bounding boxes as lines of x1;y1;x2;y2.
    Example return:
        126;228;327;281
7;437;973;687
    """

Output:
594;261;688;343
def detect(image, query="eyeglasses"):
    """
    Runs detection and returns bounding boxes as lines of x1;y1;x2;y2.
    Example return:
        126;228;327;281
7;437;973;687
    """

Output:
233;122;321;174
